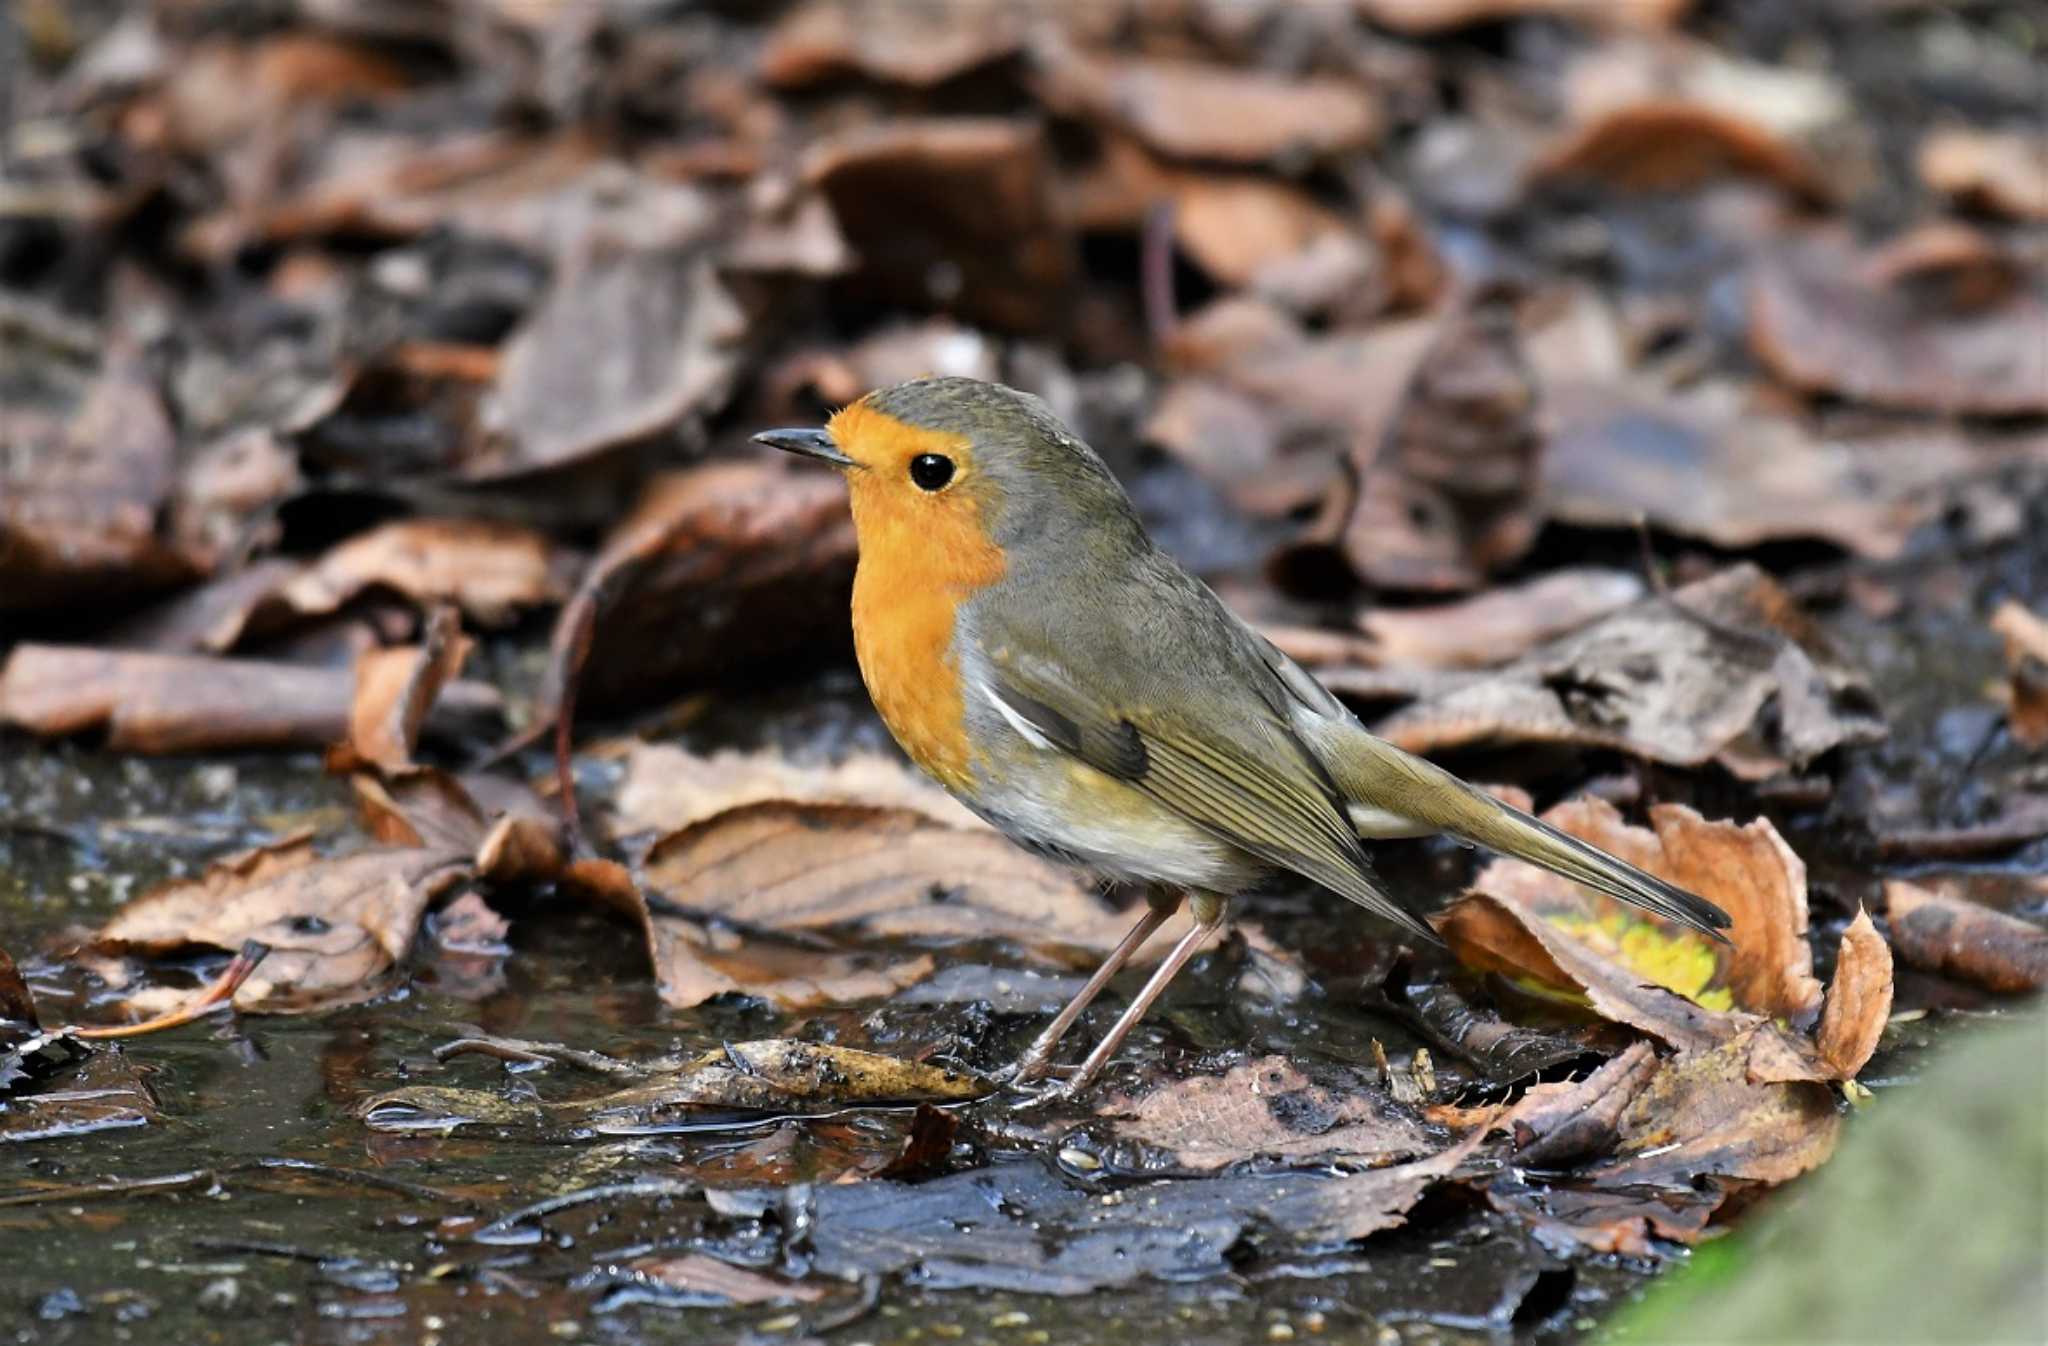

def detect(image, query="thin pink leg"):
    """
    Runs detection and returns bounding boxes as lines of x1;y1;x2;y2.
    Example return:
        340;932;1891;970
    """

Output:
1058;905;1225;1094
1010;894;1180;1085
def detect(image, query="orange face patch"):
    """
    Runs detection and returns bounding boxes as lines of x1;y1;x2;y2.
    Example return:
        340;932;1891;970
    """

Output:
828;400;1005;790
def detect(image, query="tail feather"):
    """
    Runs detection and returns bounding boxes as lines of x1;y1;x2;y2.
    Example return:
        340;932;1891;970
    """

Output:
1316;725;1733;940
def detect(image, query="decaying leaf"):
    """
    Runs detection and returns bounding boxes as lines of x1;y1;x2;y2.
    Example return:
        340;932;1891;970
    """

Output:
1365;565;1883;777
0;643;497;754
94;836;470;1012
1990;602;2048;749
1495;1039;1659;1168
275;519;576;627
1100;1056;1432;1172
1750;230;2048;416
1884;880;2048;995
360;1039;986;1134
627;1255;827;1306
1353;569;1646;669
335;607;473;774
634;799;1131;1009
760;0;1022;88
1918;128;2048;221
1356;0;1690;34
1442;798;1892;1087
1339;288;1543;591
0;1045;160;1144
612;743;978;837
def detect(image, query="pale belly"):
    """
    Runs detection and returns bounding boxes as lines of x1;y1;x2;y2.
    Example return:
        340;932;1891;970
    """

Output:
956;741;1264;896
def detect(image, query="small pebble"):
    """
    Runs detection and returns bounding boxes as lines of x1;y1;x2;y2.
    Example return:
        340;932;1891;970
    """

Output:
991;1310;1030;1328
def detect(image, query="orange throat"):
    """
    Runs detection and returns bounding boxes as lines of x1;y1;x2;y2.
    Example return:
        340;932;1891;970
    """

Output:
836;407;1005;793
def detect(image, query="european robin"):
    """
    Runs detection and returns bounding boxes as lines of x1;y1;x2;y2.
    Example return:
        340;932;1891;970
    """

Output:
756;377;1731;1090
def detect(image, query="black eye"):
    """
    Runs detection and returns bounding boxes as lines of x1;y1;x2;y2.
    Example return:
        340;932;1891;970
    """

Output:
909;453;955;491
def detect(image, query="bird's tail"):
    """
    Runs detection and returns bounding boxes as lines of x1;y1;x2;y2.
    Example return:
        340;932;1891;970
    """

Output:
1315;723;1733;941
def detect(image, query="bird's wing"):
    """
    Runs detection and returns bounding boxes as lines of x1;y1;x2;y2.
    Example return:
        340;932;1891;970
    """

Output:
982;633;1441;943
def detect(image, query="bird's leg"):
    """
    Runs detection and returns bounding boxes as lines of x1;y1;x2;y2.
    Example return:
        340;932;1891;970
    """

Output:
1057;894;1228;1095
1009;887;1182;1086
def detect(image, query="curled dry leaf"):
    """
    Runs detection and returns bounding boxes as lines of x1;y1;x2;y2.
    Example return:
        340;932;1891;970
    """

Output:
0;644;498;754
804;118;1071;332
759;0;1023;88
1100;1056;1432;1172
1884;880;2048;995
94;836;470;1013
1990;602;2048;749
0;337;196;612
335;606;473;774
535;459;856;718
1918;128;2048;221
1814;909;1891;1081
1532;37;1853;202
1340;289;1543;591
481;243;746;481
1750;230;2048;416
1032;38;1379;165
1356;0;1691;34
1353;569;1646;670
634;799;1130;1009
1142;378;1337;519
613;743;978;838
1366;565;1884;778
277;519;577;627
1495;1039;1659;1168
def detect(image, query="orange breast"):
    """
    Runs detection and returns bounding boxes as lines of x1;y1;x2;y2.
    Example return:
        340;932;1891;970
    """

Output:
845;441;1005;793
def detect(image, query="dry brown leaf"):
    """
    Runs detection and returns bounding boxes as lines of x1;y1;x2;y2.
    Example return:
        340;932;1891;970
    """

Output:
1356;0;1690;33
1277;1124;1494;1244
94;837;469;1012
277;519;576;627
1034;40;1378;165
1339;289;1542;591
1496;1039;1659;1167
336;608;472;774
1171;173;1354;290
1884;880;2048;995
0;644;469;754
1990;602;2048;749
1542;379;2019;560
481;244;745;479
1367;565;1884;777
1102;1057;1432;1171
1141;380;1335;519
759;0;1022;88
1750;230;2048;416
633;799;1129;1009
1532;37;1852;202
1918;128;2048;221
530;459;856;718
0;337;195;612
613;743;978;837
1814;909;1892;1080
804;119;1071;332
1353;569;1645;670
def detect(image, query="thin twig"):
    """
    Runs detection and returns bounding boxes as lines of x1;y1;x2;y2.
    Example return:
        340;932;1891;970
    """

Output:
0;1169;217;1208
471;1180;700;1245
72;942;270;1040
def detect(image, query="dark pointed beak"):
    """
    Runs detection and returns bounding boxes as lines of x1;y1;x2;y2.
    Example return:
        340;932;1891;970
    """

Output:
752;427;853;468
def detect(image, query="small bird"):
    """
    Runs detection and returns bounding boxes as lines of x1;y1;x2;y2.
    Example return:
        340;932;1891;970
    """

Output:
756;377;1730;1091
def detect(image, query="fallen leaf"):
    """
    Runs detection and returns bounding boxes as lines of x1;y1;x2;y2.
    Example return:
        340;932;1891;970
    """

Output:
94;836;470;1012
0;644;501;754
1100;1056;1432;1172
634;799;1130;1009
1353;570;1646;669
804;118;1072;332
277;519;577;627
1750;229;2048;416
1542;379;2023;560
1496;1039;1659;1168
0;1045;160;1143
0;947;37;1028
1355;0;1690;34
335;607;473;774
0;337;196;611
613;743;979;837
1918;127;2048;221
1990;602;2048;749
1379;963;1622;1083
1033;38;1379;165
628;1254;826;1306
1884;880;2048;995
1366;565;1884;777
480;242;746;480
759;0;1022;88
1340;288;1543;591
1142;379;1334;519
1814;909;1891;1080
1532;37;1854;202
1446;798;1821;1039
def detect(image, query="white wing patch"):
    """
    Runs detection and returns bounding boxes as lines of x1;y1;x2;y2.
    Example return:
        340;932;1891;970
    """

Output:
980;680;1055;750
